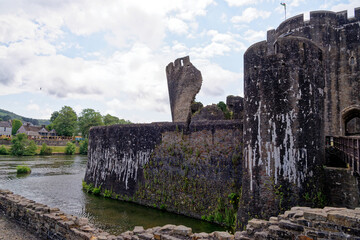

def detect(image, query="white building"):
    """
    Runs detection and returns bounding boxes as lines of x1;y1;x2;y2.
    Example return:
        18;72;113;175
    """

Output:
0;121;12;137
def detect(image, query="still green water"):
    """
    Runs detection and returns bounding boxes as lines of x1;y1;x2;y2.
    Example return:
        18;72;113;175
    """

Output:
0;155;225;234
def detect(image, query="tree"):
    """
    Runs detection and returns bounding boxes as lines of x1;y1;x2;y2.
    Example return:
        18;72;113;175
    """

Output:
24;141;37;156
10;133;37;156
50;111;59;122
103;114;120;125
53;106;77;137
11;119;22;135
103;114;131;125
78;109;103;138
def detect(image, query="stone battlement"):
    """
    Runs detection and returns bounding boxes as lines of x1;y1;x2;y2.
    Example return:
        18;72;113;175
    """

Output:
268;8;360;41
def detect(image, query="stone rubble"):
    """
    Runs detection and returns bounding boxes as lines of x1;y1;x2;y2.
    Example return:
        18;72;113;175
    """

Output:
1;189;360;240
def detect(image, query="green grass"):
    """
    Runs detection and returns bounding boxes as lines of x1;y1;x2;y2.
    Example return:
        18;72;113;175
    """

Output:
16;165;31;174
3;145;79;154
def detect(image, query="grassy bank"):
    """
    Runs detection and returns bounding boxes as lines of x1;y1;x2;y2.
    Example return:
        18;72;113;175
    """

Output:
2;145;80;154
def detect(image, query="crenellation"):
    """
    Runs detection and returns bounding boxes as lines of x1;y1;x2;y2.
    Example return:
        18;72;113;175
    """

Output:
356;7;360;19
266;29;276;55
336;10;348;25
309;10;338;26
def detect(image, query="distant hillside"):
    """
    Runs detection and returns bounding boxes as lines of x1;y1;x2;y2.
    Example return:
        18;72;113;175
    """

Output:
0;109;50;126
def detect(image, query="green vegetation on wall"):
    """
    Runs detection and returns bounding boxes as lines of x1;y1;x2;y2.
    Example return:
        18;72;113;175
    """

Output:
132;128;242;229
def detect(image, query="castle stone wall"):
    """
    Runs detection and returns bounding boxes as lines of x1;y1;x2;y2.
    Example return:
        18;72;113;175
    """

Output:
241;36;325;222
85;121;242;221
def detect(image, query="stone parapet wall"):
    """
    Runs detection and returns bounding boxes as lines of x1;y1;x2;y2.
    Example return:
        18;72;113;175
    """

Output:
236;206;360;239
0;189;116;240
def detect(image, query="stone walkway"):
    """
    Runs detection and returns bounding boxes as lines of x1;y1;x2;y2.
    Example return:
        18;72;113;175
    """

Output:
0;211;39;240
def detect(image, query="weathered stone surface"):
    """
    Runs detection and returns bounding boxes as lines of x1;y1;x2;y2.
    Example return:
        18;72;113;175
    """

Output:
226;96;243;120
324;167;360;208
191;102;203;115
303;209;327;222
166;56;202;123
247;219;269;229
137;233;153;240
191;104;225;122
213;231;234;240
85;121;242;220
172;225;192;236
240;7;360;224
134;226;145;234
192;232;209;239
278;220;304;232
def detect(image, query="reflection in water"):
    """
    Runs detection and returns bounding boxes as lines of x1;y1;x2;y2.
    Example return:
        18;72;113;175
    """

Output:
0;155;224;234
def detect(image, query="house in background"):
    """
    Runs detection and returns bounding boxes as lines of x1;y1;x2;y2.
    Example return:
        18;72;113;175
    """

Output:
17;123;50;139
0;121;12;138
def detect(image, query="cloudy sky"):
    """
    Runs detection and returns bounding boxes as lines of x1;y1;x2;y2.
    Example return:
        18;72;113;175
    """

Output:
0;0;359;123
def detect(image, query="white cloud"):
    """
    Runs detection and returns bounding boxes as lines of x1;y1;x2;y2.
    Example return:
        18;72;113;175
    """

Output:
224;0;259;7
189;30;246;58
167;17;189;35
27;103;40;111
231;7;271;23
193;59;242;97
243;29;266;42
329;0;360;17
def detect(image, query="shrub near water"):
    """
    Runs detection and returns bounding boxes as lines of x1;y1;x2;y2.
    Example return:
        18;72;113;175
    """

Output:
16;165;31;174
0;145;9;155
79;138;88;155
40;143;52;155
65;142;76;155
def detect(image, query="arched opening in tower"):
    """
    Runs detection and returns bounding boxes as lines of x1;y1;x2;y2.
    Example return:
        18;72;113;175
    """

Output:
342;106;360;136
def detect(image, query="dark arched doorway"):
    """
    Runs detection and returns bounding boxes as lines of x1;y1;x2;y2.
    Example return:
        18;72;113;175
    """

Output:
342;106;360;136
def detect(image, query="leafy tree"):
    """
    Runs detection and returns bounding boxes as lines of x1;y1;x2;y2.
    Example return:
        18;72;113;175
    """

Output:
79;138;88;155
0;117;3;121
24;141;37;156
10;133;27;156
40;143;52;155
50;111;59;123
46;123;54;131
11;119;22;135
65;142;76;155
78;109;103;138
103;114;131;125
10;133;37;156
53;106;77;137
103;114;120;125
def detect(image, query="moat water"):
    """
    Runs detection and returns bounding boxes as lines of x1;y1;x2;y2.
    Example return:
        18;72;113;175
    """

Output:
0;155;225;234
